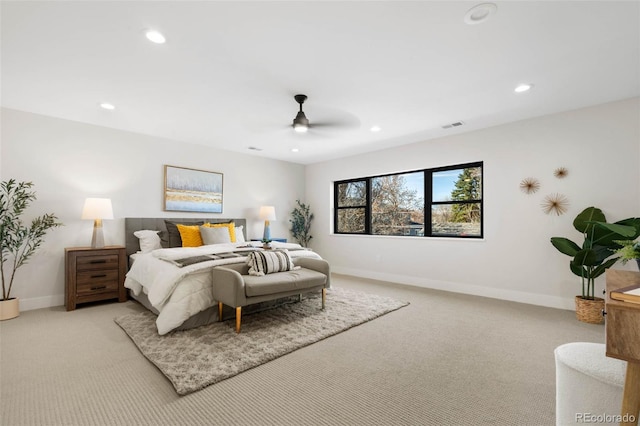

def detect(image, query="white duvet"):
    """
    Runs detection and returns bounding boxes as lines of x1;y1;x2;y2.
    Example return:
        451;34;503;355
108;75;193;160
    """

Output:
124;241;322;335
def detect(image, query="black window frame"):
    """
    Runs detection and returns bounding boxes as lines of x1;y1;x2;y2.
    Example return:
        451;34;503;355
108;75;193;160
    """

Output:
333;161;483;239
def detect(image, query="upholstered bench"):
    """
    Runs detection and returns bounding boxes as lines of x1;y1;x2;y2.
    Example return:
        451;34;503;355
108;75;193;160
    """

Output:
211;256;330;333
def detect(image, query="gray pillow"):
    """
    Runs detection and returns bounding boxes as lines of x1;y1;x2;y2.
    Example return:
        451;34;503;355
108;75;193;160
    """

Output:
164;220;204;247
200;225;232;245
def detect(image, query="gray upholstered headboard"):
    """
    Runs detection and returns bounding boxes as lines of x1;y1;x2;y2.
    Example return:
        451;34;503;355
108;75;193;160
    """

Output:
125;217;247;259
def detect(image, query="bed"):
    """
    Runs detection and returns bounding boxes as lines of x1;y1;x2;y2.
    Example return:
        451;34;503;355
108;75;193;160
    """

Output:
124;217;322;335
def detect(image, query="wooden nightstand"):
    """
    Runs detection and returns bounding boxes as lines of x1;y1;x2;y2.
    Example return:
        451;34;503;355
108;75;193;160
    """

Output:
604;269;640;425
65;246;127;311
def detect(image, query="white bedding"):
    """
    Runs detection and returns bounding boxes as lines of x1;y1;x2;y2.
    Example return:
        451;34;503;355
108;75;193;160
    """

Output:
125;241;322;335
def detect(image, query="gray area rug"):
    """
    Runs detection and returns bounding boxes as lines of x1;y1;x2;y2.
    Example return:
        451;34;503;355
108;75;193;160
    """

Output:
115;287;409;395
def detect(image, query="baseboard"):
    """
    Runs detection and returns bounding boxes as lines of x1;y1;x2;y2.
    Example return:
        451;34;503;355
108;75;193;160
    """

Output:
18;294;64;312
332;266;575;311
17;271;575;312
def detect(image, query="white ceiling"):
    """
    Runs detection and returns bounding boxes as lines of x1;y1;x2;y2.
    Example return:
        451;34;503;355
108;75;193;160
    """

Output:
2;1;639;165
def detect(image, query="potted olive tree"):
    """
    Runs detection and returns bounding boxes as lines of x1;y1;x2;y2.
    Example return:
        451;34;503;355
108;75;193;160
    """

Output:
551;206;640;324
289;200;313;247
1;179;62;320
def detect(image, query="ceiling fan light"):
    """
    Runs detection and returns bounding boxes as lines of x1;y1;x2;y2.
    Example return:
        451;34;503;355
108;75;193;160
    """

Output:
293;111;309;132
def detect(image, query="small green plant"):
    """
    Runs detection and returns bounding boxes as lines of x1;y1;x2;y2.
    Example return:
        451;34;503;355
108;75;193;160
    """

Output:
290;200;313;247
1;179;62;300
613;240;640;265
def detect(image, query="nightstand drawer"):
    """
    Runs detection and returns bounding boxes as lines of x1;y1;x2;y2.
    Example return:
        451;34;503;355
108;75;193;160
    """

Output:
76;280;119;296
76;254;119;271
76;269;119;286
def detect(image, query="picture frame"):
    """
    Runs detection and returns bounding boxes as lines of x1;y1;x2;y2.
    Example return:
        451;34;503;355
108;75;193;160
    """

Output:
164;165;223;213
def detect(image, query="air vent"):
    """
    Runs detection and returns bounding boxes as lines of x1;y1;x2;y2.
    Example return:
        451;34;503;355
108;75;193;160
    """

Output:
442;121;464;129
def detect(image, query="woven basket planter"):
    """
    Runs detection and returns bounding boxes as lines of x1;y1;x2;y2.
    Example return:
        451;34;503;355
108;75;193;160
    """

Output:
575;296;604;324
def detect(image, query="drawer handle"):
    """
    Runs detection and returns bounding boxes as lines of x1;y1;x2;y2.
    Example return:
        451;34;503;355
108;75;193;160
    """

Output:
91;285;107;291
89;260;107;264
91;274;107;278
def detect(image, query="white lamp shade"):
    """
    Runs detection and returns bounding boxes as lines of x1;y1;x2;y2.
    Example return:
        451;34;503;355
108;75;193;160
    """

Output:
259;206;276;221
81;198;114;220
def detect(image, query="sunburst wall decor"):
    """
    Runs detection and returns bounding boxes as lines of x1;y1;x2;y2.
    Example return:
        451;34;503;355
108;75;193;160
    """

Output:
554;167;568;178
541;193;569;216
519;177;540;194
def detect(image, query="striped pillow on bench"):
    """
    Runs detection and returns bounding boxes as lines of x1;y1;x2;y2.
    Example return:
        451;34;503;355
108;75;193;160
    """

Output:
247;250;297;276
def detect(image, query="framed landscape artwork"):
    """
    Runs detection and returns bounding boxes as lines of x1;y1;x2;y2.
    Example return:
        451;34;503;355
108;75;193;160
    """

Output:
164;165;223;213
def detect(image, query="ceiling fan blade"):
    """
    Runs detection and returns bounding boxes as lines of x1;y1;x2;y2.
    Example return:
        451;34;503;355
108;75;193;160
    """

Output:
310;116;360;130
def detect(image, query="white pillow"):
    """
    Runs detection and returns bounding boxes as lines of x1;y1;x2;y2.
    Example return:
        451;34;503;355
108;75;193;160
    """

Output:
133;230;162;253
200;225;231;245
235;226;246;243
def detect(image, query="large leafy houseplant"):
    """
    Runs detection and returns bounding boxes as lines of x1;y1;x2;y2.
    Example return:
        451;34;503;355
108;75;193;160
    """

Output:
550;206;640;300
1;179;62;301
289;200;313;247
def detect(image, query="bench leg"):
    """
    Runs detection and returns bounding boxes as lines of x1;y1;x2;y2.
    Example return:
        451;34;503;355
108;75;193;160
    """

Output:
218;302;223;321
235;307;242;333
322;288;326;309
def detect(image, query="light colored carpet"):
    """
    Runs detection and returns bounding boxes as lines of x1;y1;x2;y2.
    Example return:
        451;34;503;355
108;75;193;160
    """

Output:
1;275;605;425
115;287;409;395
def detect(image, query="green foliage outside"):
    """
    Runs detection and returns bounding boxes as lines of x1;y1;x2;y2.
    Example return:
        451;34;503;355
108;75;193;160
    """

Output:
450;168;482;223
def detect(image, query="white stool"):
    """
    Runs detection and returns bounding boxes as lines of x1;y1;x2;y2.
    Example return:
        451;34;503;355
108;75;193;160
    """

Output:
555;342;627;425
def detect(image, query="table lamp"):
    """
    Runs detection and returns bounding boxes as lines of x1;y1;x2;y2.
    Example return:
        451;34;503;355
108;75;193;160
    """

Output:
81;198;114;248
259;206;276;241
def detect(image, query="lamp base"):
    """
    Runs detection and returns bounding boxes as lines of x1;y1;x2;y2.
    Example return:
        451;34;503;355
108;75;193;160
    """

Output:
262;220;271;241
91;219;105;249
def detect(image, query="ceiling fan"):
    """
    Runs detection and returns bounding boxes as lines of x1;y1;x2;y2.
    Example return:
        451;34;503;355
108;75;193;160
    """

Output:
289;94;360;134
292;94;310;133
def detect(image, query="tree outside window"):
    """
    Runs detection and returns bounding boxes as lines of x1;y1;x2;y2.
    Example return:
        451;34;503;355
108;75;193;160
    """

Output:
334;162;482;238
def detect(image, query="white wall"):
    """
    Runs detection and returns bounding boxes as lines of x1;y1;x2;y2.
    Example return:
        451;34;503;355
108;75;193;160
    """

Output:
306;97;640;310
1;108;305;310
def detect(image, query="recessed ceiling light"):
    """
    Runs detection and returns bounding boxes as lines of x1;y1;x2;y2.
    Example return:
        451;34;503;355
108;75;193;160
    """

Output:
99;102;115;110
370;126;381;132
515;83;534;93
464;3;497;25
145;30;166;44
291;148;299;153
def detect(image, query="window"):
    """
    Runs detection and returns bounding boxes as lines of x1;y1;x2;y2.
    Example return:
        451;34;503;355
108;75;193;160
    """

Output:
335;180;368;233
334;162;483;238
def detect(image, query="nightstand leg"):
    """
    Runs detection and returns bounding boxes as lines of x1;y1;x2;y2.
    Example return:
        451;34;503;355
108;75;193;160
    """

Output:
218;302;223;321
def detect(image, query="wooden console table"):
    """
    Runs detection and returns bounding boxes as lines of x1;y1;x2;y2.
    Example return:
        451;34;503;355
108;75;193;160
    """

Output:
605;269;640;426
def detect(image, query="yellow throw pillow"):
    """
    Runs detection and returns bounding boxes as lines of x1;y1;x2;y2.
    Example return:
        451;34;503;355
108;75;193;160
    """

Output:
203;222;236;242
176;224;203;247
